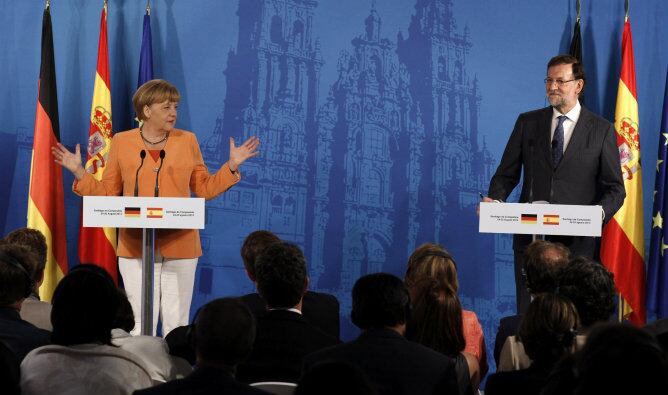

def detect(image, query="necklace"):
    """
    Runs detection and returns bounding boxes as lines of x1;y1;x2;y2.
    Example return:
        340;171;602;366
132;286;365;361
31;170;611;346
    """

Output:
140;130;169;145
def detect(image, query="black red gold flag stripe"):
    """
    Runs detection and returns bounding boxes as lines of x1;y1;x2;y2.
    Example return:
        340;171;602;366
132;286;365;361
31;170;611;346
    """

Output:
27;4;68;301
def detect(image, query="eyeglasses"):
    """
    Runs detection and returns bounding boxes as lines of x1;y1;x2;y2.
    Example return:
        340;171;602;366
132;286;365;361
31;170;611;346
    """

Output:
544;78;578;87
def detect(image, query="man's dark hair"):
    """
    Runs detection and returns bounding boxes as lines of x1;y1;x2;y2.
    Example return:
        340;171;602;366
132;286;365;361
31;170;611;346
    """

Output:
194;298;256;367
519;293;579;364
351;273;410;330
4;228;47;281
255;242;307;308
240;230;281;280
558;257;616;328
547;54;586;94
113;289;135;333
0;243;37;305
406;278;465;356
574;323;668;394
524;240;570;294
51;264;119;346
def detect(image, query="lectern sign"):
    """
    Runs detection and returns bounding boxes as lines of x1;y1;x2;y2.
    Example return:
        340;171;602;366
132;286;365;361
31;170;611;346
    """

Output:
479;202;603;237
83;196;205;229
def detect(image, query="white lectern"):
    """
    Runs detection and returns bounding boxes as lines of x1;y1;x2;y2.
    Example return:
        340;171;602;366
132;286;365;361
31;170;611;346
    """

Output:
479;202;603;237
82;196;205;336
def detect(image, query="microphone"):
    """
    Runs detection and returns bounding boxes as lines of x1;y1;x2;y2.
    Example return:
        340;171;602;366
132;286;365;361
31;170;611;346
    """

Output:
154;150;165;197
134;150;146;197
527;140;535;203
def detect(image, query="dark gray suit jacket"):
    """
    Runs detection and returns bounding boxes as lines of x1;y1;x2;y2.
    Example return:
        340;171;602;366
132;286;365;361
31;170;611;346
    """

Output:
488;105;625;255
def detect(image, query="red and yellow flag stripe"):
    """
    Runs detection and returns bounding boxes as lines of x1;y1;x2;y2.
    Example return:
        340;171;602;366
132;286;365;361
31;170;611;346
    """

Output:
78;4;118;283
28;5;68;301
600;19;646;325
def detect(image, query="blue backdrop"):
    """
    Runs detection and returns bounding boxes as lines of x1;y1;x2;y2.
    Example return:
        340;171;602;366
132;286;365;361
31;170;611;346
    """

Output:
2;0;668;372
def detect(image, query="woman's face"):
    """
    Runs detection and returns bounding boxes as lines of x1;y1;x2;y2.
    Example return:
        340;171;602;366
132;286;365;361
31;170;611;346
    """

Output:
144;99;178;132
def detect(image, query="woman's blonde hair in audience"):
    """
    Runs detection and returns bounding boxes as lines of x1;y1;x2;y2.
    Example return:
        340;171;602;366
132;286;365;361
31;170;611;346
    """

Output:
405;243;459;293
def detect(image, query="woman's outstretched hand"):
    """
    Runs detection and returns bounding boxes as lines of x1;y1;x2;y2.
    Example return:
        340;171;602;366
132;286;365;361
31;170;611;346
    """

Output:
228;136;260;172
52;142;85;180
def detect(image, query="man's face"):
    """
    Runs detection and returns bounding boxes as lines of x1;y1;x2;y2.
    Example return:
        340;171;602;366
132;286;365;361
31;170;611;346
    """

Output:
545;63;583;113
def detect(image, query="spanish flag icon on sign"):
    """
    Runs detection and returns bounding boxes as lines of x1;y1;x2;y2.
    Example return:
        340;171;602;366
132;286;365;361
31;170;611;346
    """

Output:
543;214;559;225
147;207;163;218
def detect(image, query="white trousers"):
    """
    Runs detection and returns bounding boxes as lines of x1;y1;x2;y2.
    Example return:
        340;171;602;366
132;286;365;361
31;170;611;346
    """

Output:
118;254;198;337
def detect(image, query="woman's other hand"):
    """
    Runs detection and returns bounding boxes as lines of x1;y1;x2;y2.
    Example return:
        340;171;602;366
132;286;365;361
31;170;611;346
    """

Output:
52;142;85;180
228;136;260;172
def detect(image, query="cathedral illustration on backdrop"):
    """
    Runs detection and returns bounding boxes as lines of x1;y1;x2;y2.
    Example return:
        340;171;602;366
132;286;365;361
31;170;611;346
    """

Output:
202;0;515;342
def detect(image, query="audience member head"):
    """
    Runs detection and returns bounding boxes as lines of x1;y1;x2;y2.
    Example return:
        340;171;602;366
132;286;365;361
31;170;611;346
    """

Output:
523;240;570;295
51;264;118;346
558;257;616;329
405;243;458;293
406;278;465;357
297;361;377;395
193;298;256;369
113;289;135;333
4;228;47;289
240;230;281;281
519;293;579;365
573;323;668;394
255;242;307;309
351;273;410;332
0;242;37;307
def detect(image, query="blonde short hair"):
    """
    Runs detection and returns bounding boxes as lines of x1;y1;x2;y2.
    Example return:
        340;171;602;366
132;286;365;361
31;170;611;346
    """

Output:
132;79;181;121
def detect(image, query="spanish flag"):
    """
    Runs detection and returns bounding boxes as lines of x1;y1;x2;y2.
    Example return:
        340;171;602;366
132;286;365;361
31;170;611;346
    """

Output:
27;4;68;302
600;17;646;325
78;3;118;283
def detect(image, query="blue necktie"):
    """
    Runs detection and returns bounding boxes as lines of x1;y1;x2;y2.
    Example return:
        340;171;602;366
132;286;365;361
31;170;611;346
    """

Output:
552;115;567;168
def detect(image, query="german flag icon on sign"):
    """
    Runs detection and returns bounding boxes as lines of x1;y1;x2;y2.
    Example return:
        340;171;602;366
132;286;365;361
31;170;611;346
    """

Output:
521;214;538;224
147;207;163;218
543;214;559;225
124;207;140;218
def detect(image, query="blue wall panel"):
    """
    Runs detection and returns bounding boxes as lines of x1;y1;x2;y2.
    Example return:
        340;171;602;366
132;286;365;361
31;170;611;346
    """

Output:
2;0;668;372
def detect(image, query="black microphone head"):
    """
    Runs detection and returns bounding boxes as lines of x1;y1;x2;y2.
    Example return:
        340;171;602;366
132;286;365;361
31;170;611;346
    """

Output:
140;149;146;159
159;150;165;159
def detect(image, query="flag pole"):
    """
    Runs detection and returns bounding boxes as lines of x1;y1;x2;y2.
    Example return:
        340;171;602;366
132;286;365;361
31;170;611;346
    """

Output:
146;0;151;15
45;0;50;10
576;0;580;23
625;0;629;22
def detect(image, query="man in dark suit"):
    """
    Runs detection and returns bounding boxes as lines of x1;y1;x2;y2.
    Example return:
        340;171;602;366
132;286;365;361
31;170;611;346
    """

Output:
165;230;339;364
485;54;625;313
493;240;570;366
0;243;50;362
303;273;459;395
236;242;339;383
134;298;268;395
239;230;340;339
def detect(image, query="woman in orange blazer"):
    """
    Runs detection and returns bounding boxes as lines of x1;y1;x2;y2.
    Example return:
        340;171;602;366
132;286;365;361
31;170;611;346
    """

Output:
52;79;259;336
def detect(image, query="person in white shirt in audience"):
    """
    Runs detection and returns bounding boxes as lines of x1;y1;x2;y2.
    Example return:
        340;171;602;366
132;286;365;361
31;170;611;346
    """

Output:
20;265;153;395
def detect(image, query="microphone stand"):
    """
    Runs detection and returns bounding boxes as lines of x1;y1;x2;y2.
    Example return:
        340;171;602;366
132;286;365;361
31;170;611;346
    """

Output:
141;149;165;336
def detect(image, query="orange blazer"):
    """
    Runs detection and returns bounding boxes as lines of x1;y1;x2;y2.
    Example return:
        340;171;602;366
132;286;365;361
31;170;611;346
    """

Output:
74;128;240;258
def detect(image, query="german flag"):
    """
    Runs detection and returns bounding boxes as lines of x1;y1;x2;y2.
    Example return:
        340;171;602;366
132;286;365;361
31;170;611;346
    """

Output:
147;207;163;218
543;214;560;226
521;214;538;224
27;4;68;302
78;3;118;283
124;207;141;218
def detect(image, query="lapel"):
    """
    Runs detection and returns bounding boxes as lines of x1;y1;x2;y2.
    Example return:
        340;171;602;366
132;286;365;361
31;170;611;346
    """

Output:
558;105;593;170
